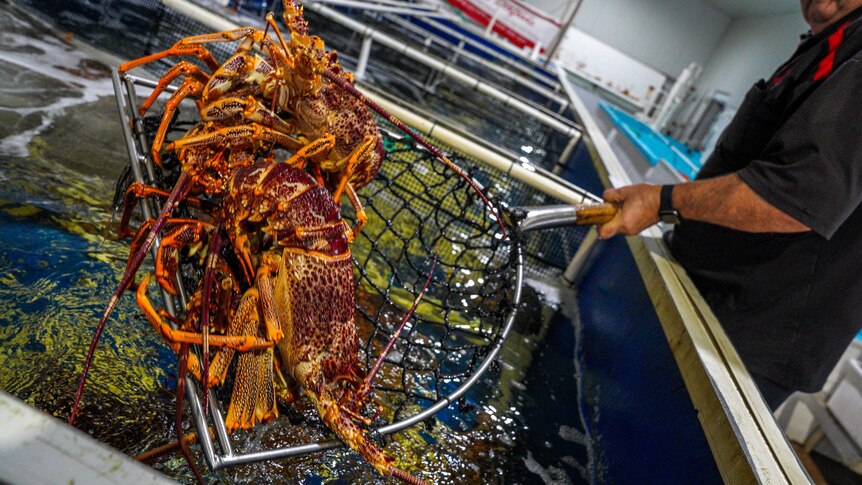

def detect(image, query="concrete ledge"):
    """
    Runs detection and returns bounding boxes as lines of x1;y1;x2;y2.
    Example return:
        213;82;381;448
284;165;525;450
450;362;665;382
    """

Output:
0;391;174;485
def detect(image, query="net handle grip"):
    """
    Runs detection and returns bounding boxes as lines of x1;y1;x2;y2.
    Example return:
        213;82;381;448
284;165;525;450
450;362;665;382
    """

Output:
573;202;617;226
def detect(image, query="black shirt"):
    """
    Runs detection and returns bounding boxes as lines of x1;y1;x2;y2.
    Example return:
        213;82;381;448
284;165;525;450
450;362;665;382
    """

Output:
670;8;862;392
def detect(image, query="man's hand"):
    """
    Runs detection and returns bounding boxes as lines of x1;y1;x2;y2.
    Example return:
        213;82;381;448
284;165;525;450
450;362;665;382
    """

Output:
597;183;661;239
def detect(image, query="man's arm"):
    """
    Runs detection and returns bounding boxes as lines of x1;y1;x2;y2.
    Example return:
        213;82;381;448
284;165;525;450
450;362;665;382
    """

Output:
596;173;810;239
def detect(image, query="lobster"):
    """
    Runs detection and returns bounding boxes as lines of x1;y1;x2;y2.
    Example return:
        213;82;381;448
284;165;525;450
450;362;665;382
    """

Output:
133;149;429;483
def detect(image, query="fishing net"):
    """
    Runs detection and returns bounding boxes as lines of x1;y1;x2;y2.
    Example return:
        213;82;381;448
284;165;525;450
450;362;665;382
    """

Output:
114;73;535;467
15;0;600;467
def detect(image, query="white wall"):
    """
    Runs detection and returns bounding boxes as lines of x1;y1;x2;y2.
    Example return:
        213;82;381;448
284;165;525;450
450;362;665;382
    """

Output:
694;12;809;110
526;0;732;77
557;28;668;108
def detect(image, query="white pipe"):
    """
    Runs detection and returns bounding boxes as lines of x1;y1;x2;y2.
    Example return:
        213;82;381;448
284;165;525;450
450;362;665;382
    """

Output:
312;0;439;10
307;3;579;137
304;0;445;17
353;35;373;81
162;0;238;31
365;91;598;205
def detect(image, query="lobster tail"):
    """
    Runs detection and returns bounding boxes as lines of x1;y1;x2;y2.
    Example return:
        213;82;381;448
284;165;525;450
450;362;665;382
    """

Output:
225;288;279;431
308;385;428;485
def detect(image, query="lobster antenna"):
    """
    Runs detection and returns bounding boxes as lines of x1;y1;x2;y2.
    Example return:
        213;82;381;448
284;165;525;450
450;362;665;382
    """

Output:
70;172;194;425
322;69;508;239
176;343;206;485
361;254;437;398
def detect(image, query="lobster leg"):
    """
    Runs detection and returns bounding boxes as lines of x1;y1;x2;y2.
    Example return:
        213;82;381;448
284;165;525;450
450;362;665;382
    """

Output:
118;182;212;238
200;95;294;136
344;184;368;239
150;77;205;167
137;61;211;118
325;134;374;200
165;123;304;154
153;219;214;296
136;274;273;352
118;43;220;74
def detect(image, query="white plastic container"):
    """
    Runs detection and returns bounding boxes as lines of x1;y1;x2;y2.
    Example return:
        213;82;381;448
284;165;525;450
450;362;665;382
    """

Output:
826;357;862;448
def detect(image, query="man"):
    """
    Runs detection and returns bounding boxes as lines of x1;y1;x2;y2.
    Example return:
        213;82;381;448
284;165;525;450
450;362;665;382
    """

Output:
597;0;862;410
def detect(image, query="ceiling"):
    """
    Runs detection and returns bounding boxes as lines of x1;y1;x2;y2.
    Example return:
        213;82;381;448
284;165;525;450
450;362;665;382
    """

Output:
702;0;800;18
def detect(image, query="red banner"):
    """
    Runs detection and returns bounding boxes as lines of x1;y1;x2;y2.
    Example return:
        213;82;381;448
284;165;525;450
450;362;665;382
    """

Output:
446;0;560;51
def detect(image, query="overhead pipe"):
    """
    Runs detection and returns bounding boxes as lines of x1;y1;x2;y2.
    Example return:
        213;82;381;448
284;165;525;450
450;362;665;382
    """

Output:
418;16;558;86
304;0;446;17
364;89;597;206
306;3;580;137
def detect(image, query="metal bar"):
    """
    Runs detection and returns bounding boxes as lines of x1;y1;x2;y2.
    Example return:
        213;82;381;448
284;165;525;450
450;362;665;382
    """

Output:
115;68;528;470
116;73;221;468
513;204;591;232
382;13;569;107
543;0;582;67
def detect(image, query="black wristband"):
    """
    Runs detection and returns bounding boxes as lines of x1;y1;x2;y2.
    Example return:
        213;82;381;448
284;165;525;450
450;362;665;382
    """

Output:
658;185;682;224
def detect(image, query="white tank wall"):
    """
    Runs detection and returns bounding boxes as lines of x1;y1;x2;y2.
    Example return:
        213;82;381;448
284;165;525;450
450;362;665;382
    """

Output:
522;0;808;109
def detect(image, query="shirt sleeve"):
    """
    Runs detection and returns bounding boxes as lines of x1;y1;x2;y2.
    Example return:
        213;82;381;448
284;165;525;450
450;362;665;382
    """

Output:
738;58;862;239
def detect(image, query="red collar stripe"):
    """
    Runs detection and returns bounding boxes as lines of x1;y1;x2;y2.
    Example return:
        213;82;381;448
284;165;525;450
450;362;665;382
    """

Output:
814;20;851;81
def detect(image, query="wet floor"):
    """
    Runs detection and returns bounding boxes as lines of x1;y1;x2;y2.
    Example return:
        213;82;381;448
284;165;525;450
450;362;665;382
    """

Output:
0;3;594;483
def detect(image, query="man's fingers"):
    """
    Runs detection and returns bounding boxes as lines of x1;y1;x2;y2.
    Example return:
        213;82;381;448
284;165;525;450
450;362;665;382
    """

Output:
597;212;622;239
603;187;623;203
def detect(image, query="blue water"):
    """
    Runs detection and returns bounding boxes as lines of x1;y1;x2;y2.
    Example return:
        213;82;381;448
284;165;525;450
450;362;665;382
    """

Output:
600;102;703;180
